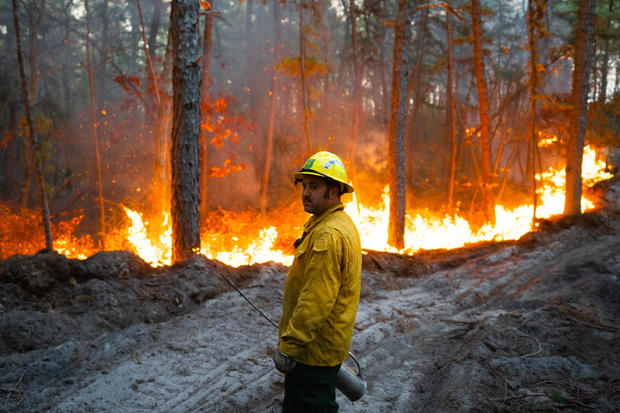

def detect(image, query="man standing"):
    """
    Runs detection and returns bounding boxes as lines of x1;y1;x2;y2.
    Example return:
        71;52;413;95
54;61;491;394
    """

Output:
273;151;362;412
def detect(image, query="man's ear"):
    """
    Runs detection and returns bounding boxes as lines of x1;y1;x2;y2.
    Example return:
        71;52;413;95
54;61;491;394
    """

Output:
330;185;341;200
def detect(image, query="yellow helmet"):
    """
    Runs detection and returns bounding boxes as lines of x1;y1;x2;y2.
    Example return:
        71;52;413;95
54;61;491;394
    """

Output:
294;151;354;193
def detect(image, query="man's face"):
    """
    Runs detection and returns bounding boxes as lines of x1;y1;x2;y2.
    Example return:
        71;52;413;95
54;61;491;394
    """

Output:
301;175;336;216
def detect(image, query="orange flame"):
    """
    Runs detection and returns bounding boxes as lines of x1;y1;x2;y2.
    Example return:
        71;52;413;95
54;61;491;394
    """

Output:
113;146;611;267
4;145;610;268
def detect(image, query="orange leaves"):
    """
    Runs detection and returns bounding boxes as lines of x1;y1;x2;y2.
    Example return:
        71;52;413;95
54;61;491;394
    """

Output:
201;95;243;148
200;1;212;10
275;57;327;77
209;159;247;178
215;97;227;113
209;128;235;147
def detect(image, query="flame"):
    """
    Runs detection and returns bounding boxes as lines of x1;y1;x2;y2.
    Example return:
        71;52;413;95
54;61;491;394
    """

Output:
1;146;612;268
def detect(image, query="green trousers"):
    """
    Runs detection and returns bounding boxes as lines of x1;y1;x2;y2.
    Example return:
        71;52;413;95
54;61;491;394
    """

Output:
283;362;341;413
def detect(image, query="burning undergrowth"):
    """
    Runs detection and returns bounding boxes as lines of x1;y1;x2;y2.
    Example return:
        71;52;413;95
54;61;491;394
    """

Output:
0;146;613;269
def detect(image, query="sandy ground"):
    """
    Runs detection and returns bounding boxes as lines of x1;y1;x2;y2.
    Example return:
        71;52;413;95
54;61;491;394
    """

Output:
1;177;619;412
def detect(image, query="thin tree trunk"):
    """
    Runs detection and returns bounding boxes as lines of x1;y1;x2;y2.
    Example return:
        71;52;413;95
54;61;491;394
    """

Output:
97;0;109;99
153;23;174;223
406;9;427;189
299;0;311;153
347;0;361;182
564;0;595;216
200;0;215;221
148;0;164;56
387;0;416;250
471;0;495;224
527;0;546;227
446;8;457;215
260;0;282;215
246;0;257;115
170;0;201;263
598;0;613;103
407;9;427;137
136;0;161;107
26;1;42;103
85;0;105;240
12;0;53;250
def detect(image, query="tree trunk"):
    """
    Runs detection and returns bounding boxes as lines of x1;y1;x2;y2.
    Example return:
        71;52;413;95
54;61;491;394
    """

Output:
153;22;174;223
200;0;215;221
299;0;311;153
598;0;613;103
170;0;201;263
245;0;257;116
446;9;457;215
137;0;161;108
259;0;282;215
148;0;164;56
26;1;42;103
12;0;53;251
527;0;546;227
406;9;427;189
97;0;109;99
387;0;416;250
85;0;105;240
471;0;495;224
564;0;595;216
347;0;361;183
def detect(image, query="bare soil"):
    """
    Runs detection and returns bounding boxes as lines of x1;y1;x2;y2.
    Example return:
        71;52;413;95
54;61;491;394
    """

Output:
1;177;619;412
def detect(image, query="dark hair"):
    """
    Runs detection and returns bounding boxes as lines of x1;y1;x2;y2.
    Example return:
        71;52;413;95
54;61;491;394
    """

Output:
324;179;342;199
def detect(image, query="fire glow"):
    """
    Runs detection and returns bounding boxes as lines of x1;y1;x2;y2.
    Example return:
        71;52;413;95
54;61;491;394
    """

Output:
110;145;610;268
13;145;611;268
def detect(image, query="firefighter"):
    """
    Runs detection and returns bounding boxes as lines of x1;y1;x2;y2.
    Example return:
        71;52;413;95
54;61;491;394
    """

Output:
273;151;362;412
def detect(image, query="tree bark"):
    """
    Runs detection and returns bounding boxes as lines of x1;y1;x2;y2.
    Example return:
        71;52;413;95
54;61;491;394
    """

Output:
148;0;164;56
564;0;595;216
299;0;311;153
471;0;495;224
598;0;613;103
347;0;361;183
406;8;427;189
85;0;105;240
387;0;416;250
260;0;282;215
200;0;215;221
527;0;546;227
12;0;53;251
170;0;201;263
136;0;161;107
153;22;174;223
446;8;457;215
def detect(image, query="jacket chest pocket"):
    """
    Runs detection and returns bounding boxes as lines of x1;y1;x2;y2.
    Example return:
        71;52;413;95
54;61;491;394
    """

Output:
293;240;309;264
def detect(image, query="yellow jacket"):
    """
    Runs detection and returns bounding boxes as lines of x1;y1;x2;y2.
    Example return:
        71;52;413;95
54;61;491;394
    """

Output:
278;203;362;366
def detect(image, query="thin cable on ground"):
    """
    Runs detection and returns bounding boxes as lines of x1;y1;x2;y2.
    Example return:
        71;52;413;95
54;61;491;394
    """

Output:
217;271;279;329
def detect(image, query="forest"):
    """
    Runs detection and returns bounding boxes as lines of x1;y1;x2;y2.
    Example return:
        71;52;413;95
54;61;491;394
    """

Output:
0;0;618;265
1;1;619;411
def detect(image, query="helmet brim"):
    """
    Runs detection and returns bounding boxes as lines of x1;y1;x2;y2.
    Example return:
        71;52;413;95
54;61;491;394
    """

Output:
294;170;354;193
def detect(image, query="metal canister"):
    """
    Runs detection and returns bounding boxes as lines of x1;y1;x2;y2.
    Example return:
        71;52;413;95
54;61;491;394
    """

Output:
336;352;367;401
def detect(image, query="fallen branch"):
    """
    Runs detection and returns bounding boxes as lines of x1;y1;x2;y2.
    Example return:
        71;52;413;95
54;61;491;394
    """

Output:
3;374;23;403
487;392;546;402
457;348;470;363
440;318;479;325
518;333;542;358
128;350;142;364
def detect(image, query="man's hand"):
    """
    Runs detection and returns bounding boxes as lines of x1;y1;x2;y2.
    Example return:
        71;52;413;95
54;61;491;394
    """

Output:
273;348;296;374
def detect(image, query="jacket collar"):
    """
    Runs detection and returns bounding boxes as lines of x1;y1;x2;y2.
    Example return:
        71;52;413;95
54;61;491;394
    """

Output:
303;202;345;233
